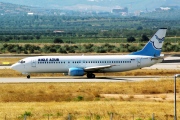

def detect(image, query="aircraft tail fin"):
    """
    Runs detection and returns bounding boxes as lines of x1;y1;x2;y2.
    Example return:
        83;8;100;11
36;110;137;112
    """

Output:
130;28;167;56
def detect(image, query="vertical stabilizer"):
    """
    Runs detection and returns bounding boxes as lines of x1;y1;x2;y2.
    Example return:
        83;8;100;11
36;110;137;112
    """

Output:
130;28;167;56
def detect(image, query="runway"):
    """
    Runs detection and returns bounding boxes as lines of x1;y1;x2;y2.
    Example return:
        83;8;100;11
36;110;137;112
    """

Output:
0;76;171;83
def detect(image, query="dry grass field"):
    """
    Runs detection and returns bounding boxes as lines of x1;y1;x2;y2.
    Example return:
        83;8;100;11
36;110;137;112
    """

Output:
0;80;180;119
0;80;179;102
0;101;178;120
0;57;22;65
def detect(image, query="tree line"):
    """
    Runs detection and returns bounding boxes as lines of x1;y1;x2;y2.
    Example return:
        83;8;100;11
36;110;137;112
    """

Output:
0;31;179;44
0;42;179;54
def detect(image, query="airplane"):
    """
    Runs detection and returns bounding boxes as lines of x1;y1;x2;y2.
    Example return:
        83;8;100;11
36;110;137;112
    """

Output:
11;28;167;79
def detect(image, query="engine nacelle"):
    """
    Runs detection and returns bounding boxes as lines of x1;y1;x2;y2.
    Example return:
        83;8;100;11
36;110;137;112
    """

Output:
69;68;84;76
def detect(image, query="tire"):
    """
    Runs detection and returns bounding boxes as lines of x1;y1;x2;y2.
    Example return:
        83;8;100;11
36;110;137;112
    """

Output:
91;74;95;78
87;73;91;78
27;75;30;79
87;73;95;79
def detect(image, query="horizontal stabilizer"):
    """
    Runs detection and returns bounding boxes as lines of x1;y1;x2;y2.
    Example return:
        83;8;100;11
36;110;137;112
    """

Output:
151;54;164;60
151;56;164;60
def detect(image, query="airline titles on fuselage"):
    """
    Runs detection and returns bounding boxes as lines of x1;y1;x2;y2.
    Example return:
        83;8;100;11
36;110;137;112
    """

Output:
38;58;60;62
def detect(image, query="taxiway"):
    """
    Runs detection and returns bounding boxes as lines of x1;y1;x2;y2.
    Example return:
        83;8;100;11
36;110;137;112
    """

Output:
0;76;171;83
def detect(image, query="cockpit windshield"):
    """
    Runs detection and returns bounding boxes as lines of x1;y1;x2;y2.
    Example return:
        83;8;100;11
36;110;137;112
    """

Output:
18;60;25;63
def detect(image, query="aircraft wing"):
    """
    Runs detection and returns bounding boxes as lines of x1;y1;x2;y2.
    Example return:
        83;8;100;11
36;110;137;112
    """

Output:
84;65;116;72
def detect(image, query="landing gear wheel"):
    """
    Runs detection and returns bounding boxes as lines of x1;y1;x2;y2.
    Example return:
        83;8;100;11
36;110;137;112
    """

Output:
91;74;95;78
87;73;91;78
87;73;95;79
27;75;30;79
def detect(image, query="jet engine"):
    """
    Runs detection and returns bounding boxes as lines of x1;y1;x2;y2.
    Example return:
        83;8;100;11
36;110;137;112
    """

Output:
68;68;85;76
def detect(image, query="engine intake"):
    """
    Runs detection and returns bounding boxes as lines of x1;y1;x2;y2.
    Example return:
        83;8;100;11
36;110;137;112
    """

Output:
69;68;84;76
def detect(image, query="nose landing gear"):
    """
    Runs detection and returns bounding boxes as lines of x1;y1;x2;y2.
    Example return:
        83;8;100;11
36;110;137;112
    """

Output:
27;75;30;79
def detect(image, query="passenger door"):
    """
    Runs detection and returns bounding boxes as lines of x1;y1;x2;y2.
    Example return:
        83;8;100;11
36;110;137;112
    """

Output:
31;59;36;67
137;58;141;67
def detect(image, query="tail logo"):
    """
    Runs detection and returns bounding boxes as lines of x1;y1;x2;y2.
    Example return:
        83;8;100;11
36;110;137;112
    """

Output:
155;35;164;43
150;35;164;50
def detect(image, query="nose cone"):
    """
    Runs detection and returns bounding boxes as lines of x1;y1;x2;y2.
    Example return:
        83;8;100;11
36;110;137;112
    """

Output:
11;63;21;72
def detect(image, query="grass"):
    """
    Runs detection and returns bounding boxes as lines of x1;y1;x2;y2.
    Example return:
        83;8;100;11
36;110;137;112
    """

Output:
0;79;179;102
0;57;22;65
0;101;178;120
0;80;180;119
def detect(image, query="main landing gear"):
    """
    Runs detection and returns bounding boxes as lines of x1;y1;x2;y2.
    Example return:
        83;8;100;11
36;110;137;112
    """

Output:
27;75;30;79
87;73;95;78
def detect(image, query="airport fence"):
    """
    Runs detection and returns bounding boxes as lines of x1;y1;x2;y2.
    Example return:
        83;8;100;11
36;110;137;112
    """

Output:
2;113;177;120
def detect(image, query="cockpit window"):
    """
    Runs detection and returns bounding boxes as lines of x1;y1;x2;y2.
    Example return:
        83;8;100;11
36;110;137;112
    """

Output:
18;60;25;63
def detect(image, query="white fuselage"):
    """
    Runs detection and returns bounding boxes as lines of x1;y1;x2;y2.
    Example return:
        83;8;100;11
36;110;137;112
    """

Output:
12;55;161;74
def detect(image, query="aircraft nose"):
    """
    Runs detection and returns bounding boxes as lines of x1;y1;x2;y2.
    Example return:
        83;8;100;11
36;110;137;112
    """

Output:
11;63;20;71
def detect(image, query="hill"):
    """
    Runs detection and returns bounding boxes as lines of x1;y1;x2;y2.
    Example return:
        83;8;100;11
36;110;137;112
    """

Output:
0;0;180;12
0;2;31;15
